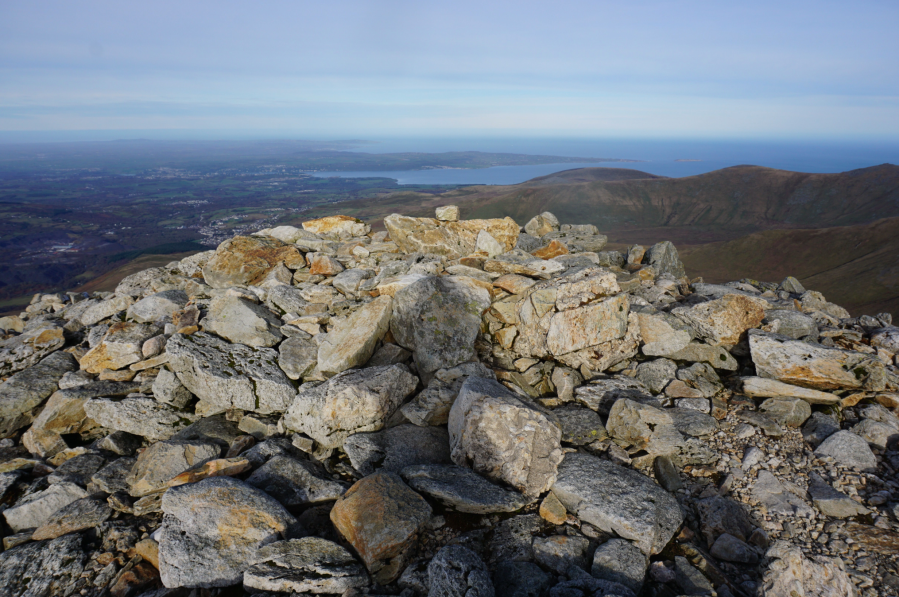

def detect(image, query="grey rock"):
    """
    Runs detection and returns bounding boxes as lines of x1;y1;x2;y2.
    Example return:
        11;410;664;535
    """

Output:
283;364;418;449
664;342;738;371
516;233;543;253
779;276;806;294
126;439;221;497
277;334;318;380
554;405;608;445
801;412;840;448
84;395;198;441
90;457;136;494
534;535;591;574
0;352;77;426
525;212;560;236
814;430;877;471
634;358;677;394
401;361;495;427
493;561;551;597
548;566;635;597
344;424;452;476
332;268;372;296
667;407;718;437
871;325;899;352
266;283;310;314
605;398;683;456
245;455;347;507
763;309;818;340
48;452;106;486
736;410;784;437
0;534;86;597
574;376;658;416
751;471;814;517
159;477;296;588
428;544;495;597
402;464;530;514
237;413;280;439
710;533;758;564
152;367;194;409
695;496;756;546
32;495;112;540
126;290;188;323
807;472;871;518
851;418;899;450
646;241;685;279
761;542;854;597
79;294;135;326
543;231;609;253
317;294;393;377
170;413;244;447
674;556;713;595
489;514;548;564
243;537;368;594
3;481;88;532
551;366;584;402
391;275;491;375
858;402;899;430
652;455;683;492
675;362;722;398
759;397;811;427
80;321;160;373
167;332;295;414
449;376;563;497
367;342;412;367
203;295;283;347
590;538;647;595
551;453;683;555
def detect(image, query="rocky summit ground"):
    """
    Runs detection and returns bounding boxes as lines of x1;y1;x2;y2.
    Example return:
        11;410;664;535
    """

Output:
0;208;897;597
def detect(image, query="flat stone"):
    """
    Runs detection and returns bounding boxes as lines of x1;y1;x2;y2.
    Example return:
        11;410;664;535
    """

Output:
493;274;538;295
303;215;369;239
591;538;647;595
634;358;677;394
664;342;739;371
84;396;198;441
550;568;636;597
553;405;608;445
167;457;251;487
539;492;568;525
574;375;657;416
533;535;590;574
283;364;418;449
751;471;814;517
763;309;818;340
90;457;136;493
749;330;885;391
672;294;766;347
202;235;304;288
852;418;898;450
736;410;784;437
435;205;460;221
695;495;756;545
761;542;853;597
80;321;160;373
635;312;692;357
801;412;840;449
344;424;451;476
167;332;295;414
814;430;877;471
127;439;221;497
317;295;392;377
0;534;86;597
807;472;871;518
391;275;491;375
127;290;188;323
202;295;283;347
741;376;839;405
47;452;106;486
551;453;683;555
277;334;318;381
0;352;77;429
384;214;519;259
243;537;368;594
79;295;135;326
759;397;812;427
245;455;347;507
31;495;112;540
667;407;718;437
449;376;563;497
159;477;296;588
3;481;88;532
402;464;530;514
330;471;432;584
710;533;759;564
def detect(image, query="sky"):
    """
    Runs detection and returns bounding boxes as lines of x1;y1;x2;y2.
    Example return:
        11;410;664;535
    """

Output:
1;0;898;140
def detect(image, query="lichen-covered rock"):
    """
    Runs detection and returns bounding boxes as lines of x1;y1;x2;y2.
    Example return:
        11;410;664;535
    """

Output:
550;453;683;555
318;294;392;376
127;439;222;497
31;495;112;540
344;424;452;476
153;366;194;408
606;398;684;455
283;364;418;449
277;333;318;380
202;235;304;288
428;544;495;597
402;464;530;514
672;294;766;347
391;275;491;375
126;289;188;323
384;213;519;259
740;376;840;405
401;361;495;427
84;395;198;441
202;295;283;347
0;351;77;434
330;472;432;584
159;477;296;588
243;537;369;594
449;376;563;497
0;322;66;376
761;542;854;597
80;321;160;373
0;534;86;597
303;214;370;239
3;481;88;532
166;332;295;414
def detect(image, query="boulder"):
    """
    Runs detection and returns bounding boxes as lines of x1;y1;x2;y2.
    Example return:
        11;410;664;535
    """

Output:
283;364;418;449
761;542;853;597
749;330;885;391
317;294;392;377
0;351;77;433
590;539;647;595
80;321;160;373
814;430;877;471
402;464;530;514
449;377;563;497
127;439;221;497
524;212;560;237
330;472;432;584
384;214;519;259
246;455;347;507
646;241;685;279
126;290;188;323
302;215;369;239
202;235;304;288
84;396;198;441
158;477;296;588
344;424;452;476
202;295;283;347
401;362;496;427
551;453;683;555
243;537;368;594
3;482;88;532
31;496;112;540
0;534;86;597
166;332;295;414
751;471;814;517
664;342;739;371
391;275;491;375
672;294;766;347
740;376;839;405
759;397;812;427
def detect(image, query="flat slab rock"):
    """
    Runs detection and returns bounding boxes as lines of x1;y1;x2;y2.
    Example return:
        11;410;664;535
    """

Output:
402;464;532;514
0;534;86;597
83;395;198;441
550;452;683;555
243;537;368;594
245;455;347;507
166;332;295;414
344;424;452;476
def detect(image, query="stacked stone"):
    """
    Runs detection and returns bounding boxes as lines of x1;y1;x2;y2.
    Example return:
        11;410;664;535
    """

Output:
0;208;896;596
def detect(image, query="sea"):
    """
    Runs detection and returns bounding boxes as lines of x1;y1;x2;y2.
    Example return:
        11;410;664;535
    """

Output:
310;138;899;185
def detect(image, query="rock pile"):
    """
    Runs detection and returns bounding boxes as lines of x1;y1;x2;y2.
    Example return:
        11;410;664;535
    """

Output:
0;209;897;597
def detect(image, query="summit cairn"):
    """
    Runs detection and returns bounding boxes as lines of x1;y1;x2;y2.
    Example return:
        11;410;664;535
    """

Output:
0;206;896;596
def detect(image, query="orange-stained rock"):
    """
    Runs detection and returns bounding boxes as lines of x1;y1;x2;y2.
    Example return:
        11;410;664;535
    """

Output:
109;561;158;597
384;214;519;259
302;215;369;239
308;254;345;276
131;538;160;568
531;239;569;260
492;274;538;295
202;236;305;289
166;457;251;487
330;472;432;584
672;294;767;348
539;492;567;525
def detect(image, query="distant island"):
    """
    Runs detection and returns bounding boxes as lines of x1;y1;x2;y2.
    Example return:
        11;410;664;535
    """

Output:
674;158;702;162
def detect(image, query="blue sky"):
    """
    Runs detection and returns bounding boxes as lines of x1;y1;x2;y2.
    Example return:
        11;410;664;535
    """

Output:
1;0;898;139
